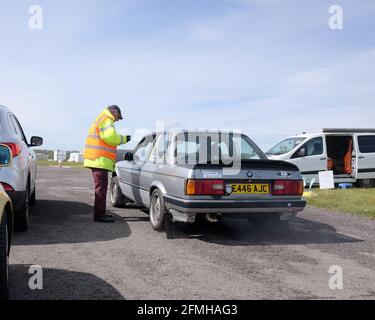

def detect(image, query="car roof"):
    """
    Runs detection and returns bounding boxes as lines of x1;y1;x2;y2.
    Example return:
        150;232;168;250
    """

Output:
0;105;16;140
0;105;11;113
285;128;375;139
322;128;375;134
146;130;249;136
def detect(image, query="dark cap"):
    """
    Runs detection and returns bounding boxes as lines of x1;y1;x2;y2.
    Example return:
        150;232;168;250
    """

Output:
107;105;123;120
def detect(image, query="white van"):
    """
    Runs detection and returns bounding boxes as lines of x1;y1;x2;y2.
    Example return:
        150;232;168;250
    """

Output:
266;129;375;188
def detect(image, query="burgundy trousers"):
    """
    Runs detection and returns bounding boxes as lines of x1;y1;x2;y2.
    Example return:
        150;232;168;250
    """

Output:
91;168;109;217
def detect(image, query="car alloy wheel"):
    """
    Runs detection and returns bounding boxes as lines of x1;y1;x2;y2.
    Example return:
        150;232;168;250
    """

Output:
110;176;126;208
150;190;166;231
110;179;118;203
150;194;161;225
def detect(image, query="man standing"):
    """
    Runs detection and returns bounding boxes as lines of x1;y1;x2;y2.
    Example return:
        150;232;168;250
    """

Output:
84;105;130;223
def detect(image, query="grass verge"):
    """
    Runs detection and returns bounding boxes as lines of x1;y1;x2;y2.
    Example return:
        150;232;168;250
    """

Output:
37;160;83;168
306;188;375;219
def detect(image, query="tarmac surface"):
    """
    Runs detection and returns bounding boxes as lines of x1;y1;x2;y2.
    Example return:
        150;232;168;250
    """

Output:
9;166;375;300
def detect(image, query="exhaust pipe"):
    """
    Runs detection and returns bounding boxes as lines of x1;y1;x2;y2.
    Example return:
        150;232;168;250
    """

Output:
206;213;221;223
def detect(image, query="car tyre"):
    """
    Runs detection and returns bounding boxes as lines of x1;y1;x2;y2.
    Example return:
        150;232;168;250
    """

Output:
150;189;166;231
0;212;9;300
14;182;29;232
30;186;36;207
110;176;127;208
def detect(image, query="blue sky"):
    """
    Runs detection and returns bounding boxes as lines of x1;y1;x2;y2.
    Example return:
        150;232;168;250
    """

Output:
1;0;374;151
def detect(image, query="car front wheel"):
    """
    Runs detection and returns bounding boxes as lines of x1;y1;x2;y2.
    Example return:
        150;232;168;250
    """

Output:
150;189;167;231
110;176;127;208
0;212;9;300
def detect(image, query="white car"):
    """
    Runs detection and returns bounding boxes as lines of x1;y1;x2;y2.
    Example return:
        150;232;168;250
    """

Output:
0;105;43;231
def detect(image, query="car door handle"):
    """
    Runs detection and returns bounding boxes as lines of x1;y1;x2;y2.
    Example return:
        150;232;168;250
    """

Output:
358;156;365;159
320;157;327;160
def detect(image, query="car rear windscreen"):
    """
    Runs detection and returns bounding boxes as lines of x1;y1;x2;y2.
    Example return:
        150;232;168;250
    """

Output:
175;133;266;165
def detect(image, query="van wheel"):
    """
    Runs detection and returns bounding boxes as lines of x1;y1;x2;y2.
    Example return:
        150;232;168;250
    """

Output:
110;176;127;208
0;212;9;300
357;179;374;188
15;183;29;232
150;189;166;231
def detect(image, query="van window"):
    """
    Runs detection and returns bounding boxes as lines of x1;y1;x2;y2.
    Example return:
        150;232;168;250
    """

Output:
292;137;323;158
358;136;375;153
266;137;306;156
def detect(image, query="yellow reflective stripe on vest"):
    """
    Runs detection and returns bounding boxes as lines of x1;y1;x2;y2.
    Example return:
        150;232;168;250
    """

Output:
99;124;115;132
87;134;101;140
85;144;116;154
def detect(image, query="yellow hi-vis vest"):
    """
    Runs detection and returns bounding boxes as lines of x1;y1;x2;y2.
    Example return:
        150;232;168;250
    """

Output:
83;109;127;171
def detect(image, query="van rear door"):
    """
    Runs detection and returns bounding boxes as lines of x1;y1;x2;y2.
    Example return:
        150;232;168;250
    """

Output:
355;134;375;180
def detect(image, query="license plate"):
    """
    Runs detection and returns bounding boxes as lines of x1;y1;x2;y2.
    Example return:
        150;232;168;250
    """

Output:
230;184;270;194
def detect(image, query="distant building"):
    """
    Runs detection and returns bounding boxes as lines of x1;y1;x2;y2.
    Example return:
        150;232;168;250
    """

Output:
68;152;84;163
35;153;48;161
54;150;67;162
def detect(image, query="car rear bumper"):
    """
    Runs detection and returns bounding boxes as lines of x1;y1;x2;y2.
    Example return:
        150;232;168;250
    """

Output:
163;195;306;214
6;190;26;211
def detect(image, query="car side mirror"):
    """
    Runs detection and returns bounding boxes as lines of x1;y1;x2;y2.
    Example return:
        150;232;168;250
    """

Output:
0;144;12;167
298;148;307;157
124;152;134;162
30;136;43;147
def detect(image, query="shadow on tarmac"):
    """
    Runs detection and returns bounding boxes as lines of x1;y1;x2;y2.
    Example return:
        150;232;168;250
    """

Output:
167;216;364;246
9;264;124;300
13;200;131;245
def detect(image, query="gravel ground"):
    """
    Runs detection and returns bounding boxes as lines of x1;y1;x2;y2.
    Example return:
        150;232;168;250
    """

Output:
8;166;375;300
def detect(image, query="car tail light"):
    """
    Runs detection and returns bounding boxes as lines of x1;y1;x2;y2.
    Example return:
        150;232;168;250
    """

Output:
3;142;21;157
186;179;225;196
272;180;304;196
1;182;14;191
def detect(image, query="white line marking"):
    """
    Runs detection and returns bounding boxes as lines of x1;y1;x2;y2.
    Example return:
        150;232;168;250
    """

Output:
338;233;364;241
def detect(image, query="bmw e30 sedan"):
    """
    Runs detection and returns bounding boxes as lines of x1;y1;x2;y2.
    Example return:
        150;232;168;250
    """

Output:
111;131;306;236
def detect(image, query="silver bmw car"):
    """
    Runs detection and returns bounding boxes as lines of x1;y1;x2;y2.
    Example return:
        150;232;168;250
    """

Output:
111;130;306;236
